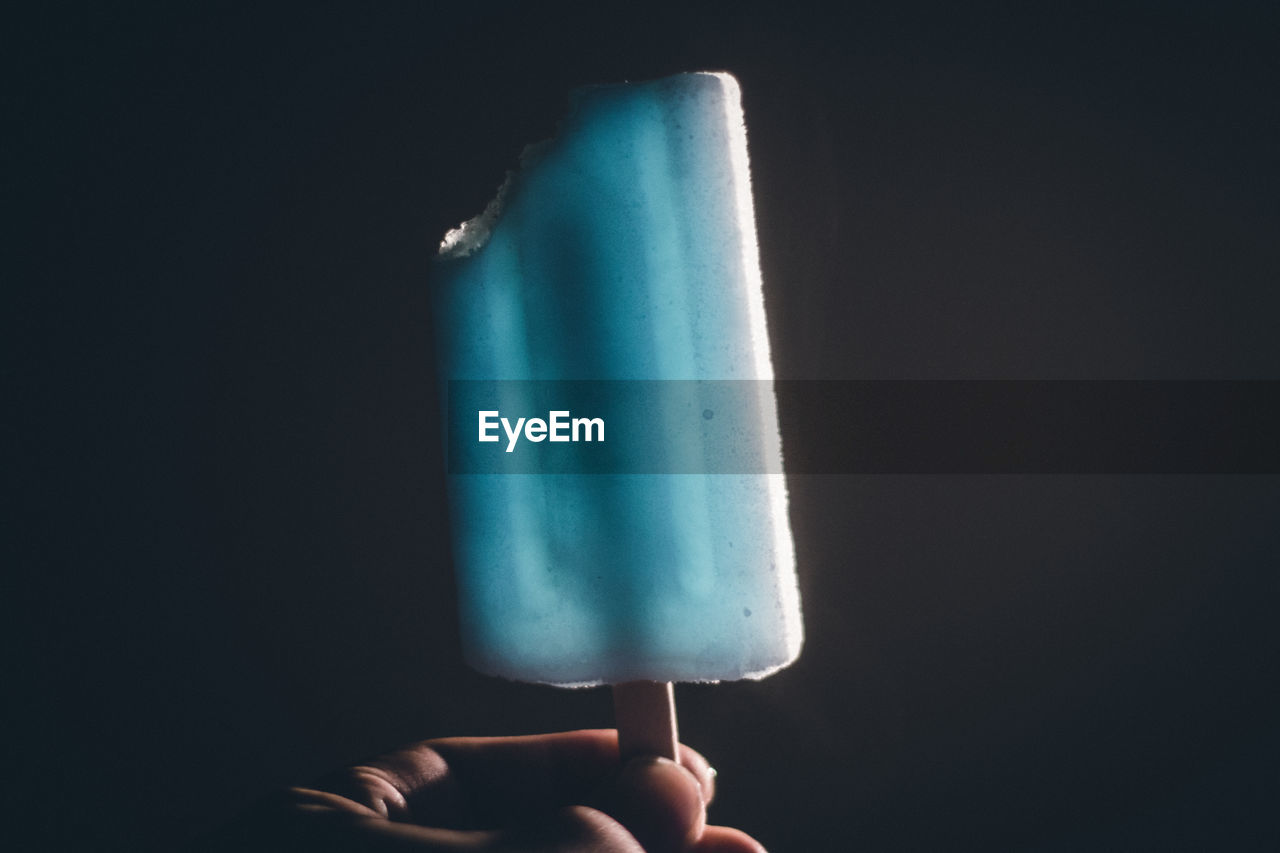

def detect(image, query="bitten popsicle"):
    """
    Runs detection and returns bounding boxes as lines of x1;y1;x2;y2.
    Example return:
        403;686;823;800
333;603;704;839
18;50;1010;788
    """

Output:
432;72;801;756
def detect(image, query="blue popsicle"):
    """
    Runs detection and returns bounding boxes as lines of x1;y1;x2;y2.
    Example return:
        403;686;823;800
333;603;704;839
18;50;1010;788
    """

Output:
432;72;801;687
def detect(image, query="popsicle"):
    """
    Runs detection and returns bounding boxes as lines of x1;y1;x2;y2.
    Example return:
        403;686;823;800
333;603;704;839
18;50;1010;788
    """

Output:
432;72;801;753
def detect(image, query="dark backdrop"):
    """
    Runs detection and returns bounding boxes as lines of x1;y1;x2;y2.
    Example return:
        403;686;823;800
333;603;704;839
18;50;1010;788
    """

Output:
11;3;1280;851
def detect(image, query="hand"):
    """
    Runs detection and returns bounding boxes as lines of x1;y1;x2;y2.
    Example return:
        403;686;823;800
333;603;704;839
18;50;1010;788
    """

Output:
198;729;766;852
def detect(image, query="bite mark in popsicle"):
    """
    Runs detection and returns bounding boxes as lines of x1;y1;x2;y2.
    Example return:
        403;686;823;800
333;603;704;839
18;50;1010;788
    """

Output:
432;71;802;752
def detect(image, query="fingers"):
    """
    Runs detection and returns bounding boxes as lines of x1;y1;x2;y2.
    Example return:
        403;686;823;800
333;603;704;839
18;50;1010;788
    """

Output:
293;812;770;853
605;756;706;852
322;730;717;829
235;730;762;853
418;729;623;826
694;826;769;853
674;743;717;806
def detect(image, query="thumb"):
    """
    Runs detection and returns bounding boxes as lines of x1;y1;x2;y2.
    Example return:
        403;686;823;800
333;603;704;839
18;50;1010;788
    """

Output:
603;756;706;852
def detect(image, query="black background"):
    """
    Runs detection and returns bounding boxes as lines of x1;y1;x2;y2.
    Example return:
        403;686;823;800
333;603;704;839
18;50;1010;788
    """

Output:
11;2;1280;850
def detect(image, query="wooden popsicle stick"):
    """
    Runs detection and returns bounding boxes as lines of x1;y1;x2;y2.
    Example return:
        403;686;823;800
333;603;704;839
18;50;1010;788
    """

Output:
613;681;678;761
